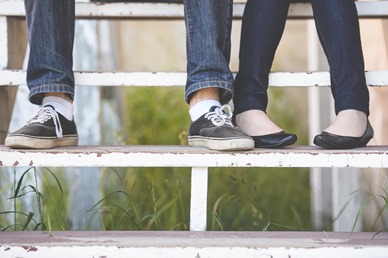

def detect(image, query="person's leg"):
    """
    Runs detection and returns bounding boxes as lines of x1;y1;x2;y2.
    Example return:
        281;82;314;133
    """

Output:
26;0;75;105
312;0;373;148
233;0;296;148
5;0;78;149
183;0;253;150
184;0;234;105
234;0;290;114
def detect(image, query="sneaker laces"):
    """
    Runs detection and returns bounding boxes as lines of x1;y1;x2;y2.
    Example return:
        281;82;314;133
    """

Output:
205;104;234;127
28;106;63;138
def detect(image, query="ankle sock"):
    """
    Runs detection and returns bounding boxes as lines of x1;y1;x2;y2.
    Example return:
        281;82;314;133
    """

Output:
42;96;74;121
189;100;221;121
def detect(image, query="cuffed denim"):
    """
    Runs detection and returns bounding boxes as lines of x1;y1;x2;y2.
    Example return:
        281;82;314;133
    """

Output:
234;0;369;116
24;0;75;105
183;0;234;104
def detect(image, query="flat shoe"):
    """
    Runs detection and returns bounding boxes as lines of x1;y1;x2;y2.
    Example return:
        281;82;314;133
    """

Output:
313;120;374;149
253;131;297;148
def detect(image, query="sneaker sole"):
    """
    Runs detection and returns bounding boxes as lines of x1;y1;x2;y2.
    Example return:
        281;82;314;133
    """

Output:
188;136;254;151
5;135;79;149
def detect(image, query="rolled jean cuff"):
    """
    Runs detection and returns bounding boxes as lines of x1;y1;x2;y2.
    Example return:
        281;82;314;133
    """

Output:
185;80;234;105
29;83;75;105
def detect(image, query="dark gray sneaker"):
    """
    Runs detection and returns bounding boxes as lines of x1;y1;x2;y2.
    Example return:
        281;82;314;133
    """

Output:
188;105;254;151
5;105;78;149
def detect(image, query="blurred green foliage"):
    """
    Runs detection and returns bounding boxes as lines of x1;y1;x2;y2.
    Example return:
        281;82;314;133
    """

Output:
94;86;312;231
1;86;314;231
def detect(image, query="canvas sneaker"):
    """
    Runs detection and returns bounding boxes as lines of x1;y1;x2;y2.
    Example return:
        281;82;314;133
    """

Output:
188;105;254;151
5;105;78;149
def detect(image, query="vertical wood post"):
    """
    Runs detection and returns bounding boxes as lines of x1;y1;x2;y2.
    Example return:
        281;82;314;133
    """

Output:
190;167;208;231
0;17;27;144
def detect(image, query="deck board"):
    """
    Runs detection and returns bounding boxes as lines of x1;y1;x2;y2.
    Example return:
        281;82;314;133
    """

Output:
1;2;388;19
1;70;388;87
0;231;387;258
1;145;388;168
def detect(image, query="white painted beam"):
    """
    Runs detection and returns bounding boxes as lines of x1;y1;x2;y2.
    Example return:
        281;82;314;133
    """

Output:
0;231;387;258
1;145;388;168
1;2;388;19
1;70;388;87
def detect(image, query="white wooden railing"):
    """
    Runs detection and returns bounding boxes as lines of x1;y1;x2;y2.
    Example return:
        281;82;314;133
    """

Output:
1;1;388;257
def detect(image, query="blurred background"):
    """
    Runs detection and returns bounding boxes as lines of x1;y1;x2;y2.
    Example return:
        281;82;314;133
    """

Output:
1;0;387;232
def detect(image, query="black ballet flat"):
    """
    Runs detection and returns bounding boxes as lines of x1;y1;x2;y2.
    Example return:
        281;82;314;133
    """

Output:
252;131;297;148
313;121;374;149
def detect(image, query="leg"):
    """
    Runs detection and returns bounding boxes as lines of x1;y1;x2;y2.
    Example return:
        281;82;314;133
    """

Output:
234;0;291;114
183;0;254;150
5;0;78;149
184;0;234;105
312;0;373;149
25;0;75;104
233;0;297;147
312;0;369;117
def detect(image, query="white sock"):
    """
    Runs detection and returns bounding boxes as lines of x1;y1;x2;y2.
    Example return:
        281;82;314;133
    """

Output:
189;100;221;121
42;96;74;121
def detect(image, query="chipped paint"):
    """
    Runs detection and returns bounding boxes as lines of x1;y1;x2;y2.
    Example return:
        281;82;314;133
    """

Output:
1;70;388;87
0;231;388;258
1;146;388;168
22;246;38;252
1;246;386;258
1;1;388;19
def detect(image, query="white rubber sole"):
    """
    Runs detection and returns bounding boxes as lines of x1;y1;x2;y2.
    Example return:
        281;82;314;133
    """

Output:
5;135;79;149
188;136;254;151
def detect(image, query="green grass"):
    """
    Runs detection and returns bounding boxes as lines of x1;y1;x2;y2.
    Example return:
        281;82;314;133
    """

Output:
2;86;367;232
0;167;67;231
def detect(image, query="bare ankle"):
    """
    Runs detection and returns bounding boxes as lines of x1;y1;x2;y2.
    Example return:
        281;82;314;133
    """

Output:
189;88;219;107
325;109;367;137
236;110;283;136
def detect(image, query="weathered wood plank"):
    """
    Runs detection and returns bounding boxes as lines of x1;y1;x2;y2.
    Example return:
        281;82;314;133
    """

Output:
1;2;388;19
1;70;388;87
0;17;27;144
0;231;387;258
1;145;388;168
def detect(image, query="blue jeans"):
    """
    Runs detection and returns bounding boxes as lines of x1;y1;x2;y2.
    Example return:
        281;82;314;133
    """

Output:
24;0;75;105
234;0;369;116
183;0;234;104
26;0;235;105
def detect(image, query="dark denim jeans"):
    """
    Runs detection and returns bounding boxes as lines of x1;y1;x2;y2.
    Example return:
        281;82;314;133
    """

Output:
183;0;234;104
233;0;369;116
24;0;75;105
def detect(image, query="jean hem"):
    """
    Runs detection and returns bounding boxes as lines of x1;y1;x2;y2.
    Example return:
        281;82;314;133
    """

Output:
185;80;233;104
29;83;75;105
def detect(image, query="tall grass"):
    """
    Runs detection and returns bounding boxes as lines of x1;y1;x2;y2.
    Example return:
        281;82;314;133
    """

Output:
2;86;387;231
6;85;373;232
351;170;388;233
0;167;67;231
89;167;191;230
90;86;313;231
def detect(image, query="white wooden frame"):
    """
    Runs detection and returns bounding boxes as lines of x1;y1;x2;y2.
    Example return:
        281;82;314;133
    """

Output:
1;0;388;233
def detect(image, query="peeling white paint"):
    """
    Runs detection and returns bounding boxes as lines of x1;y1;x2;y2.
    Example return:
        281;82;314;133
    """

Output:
2;70;388;87
1;1;388;19
1;245;387;258
1;146;388;168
